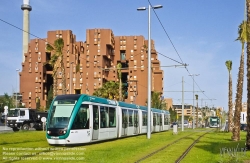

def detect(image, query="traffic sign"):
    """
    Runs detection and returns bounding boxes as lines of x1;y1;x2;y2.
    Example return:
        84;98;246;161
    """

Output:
4;106;8;114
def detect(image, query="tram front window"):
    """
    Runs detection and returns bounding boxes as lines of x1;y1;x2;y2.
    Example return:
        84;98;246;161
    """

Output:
48;101;75;129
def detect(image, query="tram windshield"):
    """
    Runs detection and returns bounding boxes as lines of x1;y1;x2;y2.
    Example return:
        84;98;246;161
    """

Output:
210;117;219;126
48;100;76;129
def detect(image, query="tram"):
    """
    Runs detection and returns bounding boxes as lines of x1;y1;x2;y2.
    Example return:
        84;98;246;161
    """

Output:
208;116;220;128
46;94;170;145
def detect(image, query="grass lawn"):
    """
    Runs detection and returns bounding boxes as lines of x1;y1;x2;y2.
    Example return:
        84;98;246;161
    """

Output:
0;129;249;163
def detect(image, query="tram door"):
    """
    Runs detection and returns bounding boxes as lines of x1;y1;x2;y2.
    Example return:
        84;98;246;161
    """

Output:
121;109;128;136
134;111;139;134
92;105;99;140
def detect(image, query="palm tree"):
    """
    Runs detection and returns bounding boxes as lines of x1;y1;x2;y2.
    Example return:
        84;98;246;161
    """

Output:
46;38;66;97
232;21;247;141
145;91;166;110
225;60;233;132
117;63;123;101
246;0;250;150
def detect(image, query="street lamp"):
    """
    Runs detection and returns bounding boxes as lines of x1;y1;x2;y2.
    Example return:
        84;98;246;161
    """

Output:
188;74;199;129
70;62;74;94
16;69;20;108
137;4;163;139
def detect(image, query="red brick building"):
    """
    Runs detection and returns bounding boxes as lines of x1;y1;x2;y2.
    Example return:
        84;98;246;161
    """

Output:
20;29;164;109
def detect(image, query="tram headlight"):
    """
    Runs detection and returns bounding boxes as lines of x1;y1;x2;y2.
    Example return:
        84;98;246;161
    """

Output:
47;131;51;134
63;130;66;134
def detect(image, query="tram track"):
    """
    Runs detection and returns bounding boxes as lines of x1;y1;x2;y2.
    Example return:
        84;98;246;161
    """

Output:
134;132;194;163
175;130;212;163
134;129;212;163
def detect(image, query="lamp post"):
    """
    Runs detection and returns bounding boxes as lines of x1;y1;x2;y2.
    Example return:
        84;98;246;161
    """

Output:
70;62;74;94
16;69;20;108
137;4;163;139
189;74;199;129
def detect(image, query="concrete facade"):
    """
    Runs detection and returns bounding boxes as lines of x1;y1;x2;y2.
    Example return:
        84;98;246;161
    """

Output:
20;29;164;109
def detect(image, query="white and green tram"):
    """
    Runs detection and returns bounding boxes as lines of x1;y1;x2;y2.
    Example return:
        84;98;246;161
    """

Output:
46;94;170;145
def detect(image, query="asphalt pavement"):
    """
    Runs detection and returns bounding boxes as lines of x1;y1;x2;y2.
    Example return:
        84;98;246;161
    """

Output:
0;121;12;133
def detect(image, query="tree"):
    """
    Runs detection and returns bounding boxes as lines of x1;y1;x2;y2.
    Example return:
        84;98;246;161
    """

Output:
246;0;250;150
46;38;66;97
225;60;233;132
46;85;53;110
169;107;177;122
35;97;40;111
145;91;166;110
0;93;15;112
117;63;123;101
93;81;120;100
232;21;248;141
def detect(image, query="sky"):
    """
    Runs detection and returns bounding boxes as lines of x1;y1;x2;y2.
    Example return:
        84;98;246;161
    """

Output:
0;0;246;111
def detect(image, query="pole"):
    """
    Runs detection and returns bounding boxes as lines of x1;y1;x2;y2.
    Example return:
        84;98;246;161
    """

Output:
182;76;184;131
192;77;194;129
147;4;151;139
16;69;20;108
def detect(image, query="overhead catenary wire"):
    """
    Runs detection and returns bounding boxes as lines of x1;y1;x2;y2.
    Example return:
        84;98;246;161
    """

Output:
148;0;213;102
1;4;213;102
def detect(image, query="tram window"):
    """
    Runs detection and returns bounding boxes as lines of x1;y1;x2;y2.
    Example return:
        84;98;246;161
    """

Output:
159;114;162;125
72;104;89;129
109;107;116;127
134;111;138;127
164;115;168;125
93;105;99;130
157;114;160;125
142;112;147;126
164;114;170;125
122;109;128;128
153;113;156;126
100;106;108;128
128;110;133;127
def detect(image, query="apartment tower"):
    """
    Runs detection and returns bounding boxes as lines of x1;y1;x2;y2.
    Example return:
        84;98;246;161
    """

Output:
20;29;164;109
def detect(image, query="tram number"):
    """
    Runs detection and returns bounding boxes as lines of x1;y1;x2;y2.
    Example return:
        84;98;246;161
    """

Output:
87;131;90;136
51;136;59;139
107;99;116;105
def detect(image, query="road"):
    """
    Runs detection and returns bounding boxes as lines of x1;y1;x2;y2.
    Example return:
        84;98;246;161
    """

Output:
0;121;12;133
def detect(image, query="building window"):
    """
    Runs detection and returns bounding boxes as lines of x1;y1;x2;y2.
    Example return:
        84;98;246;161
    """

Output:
120;50;126;60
